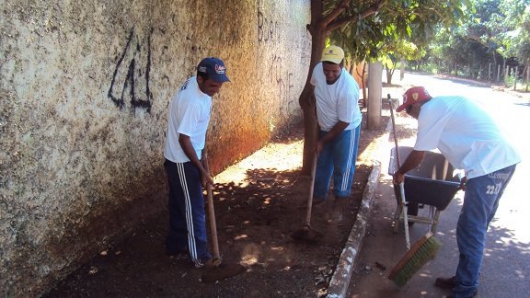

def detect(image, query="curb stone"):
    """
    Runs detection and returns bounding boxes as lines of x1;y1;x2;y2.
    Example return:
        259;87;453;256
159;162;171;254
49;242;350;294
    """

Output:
326;118;393;298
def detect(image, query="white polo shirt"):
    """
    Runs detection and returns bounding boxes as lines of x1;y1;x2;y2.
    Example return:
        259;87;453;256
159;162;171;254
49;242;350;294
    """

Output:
310;62;362;131
414;96;521;178
164;76;212;163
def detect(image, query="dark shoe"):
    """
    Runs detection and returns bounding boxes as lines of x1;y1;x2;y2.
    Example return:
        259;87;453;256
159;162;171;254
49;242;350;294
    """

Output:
166;248;189;260
444;290;478;298
436;276;478;298
435;276;456;289
195;257;215;269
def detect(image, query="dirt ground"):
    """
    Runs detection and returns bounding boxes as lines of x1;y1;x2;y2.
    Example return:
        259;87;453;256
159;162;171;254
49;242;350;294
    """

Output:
44;103;391;298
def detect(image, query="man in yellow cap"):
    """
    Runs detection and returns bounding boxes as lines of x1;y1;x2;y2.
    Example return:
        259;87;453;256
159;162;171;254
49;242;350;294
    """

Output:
310;45;362;204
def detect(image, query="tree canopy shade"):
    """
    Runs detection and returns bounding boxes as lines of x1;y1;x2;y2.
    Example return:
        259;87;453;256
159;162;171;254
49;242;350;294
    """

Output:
298;0;467;173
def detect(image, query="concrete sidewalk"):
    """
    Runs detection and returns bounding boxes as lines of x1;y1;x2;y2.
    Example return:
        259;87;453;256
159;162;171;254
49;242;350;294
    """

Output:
344;114;465;297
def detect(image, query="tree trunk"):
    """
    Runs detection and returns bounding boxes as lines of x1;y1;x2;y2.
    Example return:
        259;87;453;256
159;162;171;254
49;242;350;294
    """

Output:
298;0;327;174
385;66;394;85
299;82;319;175
400;59;405;81
299;0;381;172
524;64;530;92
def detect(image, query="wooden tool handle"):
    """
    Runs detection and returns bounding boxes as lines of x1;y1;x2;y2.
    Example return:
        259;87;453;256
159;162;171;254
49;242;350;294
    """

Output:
388;94;401;168
203;153;221;261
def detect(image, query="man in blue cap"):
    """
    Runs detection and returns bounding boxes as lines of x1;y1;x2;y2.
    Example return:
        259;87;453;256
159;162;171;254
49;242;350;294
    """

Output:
163;57;229;268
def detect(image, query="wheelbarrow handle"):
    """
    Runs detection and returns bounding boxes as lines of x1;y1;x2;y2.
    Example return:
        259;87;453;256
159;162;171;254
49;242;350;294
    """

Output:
389;94;411;250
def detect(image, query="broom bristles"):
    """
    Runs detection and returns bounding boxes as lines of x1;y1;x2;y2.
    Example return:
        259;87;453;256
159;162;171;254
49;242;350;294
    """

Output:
388;232;442;287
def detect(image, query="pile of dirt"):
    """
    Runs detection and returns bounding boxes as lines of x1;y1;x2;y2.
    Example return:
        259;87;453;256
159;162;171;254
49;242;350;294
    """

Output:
44;109;390;298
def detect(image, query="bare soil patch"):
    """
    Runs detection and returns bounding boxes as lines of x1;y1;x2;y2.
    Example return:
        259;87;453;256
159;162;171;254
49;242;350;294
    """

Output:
44;108;390;298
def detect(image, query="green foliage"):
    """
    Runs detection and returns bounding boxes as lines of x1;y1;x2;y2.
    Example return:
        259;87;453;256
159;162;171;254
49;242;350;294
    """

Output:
324;0;467;64
420;0;530;79
506;1;530;64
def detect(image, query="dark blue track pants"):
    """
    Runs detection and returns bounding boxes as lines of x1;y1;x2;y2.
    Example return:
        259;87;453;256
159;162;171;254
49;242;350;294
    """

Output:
314;125;361;199
164;160;211;267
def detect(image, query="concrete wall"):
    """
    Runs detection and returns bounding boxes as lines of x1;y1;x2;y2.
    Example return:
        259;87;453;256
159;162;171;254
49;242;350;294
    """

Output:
0;0;311;296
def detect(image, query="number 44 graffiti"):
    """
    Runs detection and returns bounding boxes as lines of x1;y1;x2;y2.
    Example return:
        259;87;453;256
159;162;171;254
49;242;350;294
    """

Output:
108;28;153;113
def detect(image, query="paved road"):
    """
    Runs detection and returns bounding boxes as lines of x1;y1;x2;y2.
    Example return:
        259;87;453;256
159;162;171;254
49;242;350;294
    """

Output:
347;73;530;298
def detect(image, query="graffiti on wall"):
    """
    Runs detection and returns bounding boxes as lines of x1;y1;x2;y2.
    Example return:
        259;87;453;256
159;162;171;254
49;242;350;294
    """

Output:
257;4;298;119
108;28;153;113
268;55;296;118
257;11;279;43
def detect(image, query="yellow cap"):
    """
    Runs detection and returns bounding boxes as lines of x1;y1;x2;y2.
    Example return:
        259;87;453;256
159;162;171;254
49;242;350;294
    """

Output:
322;45;344;64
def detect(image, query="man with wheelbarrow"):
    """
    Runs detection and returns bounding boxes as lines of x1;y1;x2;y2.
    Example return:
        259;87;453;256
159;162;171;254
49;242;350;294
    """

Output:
392;86;521;298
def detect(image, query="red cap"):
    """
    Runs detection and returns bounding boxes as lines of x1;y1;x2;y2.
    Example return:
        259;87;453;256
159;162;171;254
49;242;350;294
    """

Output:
396;86;432;112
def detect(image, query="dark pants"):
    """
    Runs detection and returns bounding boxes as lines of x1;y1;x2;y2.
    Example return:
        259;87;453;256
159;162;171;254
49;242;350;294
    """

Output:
164;159;210;266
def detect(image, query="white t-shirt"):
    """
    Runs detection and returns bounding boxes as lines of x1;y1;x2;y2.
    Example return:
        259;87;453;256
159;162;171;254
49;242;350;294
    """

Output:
310;62;362;131
164;77;212;163
414;96;521;178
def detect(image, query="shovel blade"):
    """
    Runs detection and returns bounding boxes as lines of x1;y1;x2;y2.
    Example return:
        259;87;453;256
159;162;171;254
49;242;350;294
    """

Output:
201;263;246;283
291;227;324;243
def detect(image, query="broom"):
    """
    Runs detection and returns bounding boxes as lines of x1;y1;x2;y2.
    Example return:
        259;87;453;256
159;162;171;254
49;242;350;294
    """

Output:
387;94;442;287
388;232;442;287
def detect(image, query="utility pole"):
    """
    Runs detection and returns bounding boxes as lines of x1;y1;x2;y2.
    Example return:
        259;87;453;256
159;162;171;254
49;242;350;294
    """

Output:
367;61;382;129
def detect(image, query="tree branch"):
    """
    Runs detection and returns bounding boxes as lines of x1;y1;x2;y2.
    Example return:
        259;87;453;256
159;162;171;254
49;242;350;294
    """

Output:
322;0;351;26
327;0;387;32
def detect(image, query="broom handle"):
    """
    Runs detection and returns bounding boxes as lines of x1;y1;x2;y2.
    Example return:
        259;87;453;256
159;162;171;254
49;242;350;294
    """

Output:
204;153;221;260
388;94;401;168
389;94;411;250
400;183;411;250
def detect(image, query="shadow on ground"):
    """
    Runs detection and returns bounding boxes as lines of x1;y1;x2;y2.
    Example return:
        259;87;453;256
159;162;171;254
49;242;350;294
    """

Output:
44;108;390;298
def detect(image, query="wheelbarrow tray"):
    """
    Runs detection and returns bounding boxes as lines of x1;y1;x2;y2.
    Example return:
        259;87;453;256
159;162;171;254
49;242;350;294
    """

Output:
401;176;460;210
389;146;461;211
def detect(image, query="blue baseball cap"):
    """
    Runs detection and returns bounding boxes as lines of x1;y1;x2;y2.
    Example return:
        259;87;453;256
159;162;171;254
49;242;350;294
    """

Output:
197;57;230;83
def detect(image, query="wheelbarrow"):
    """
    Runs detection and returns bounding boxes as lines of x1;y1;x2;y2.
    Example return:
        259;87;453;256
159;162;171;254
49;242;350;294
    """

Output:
388;146;462;234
